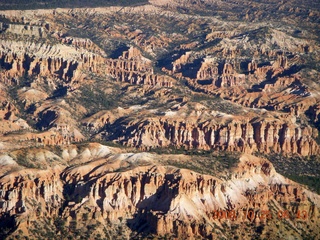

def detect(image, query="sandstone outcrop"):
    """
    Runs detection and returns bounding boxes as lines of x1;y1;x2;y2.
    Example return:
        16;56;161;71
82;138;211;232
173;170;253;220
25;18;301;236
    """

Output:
196;58;245;87
0;149;319;239
0;82;30;134
0;2;319;239
104;47;174;87
0;22;47;37
1;125;84;146
0;39;173;88
0;40;103;82
184;53;315;117
104;116;318;156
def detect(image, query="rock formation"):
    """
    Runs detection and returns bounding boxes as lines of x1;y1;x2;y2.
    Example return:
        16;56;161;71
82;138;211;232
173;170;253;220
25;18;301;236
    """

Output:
103;116;318;156
0;148;319;239
0;22;47;38
0;1;319;239
0;39;173;88
0;40;103;82
104;47;174;87
195;58;245;87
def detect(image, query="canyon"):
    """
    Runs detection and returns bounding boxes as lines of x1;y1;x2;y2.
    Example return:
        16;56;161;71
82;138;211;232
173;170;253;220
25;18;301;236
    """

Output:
0;0;319;238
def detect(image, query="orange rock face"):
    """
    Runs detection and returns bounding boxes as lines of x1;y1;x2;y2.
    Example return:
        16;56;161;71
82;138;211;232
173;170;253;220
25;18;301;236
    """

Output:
0;151;319;239
103;117;318;156
0;40;103;82
104;47;174;87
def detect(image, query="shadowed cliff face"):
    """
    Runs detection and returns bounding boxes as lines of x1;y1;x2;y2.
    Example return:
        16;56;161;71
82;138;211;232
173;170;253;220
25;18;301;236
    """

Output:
0;145;319;239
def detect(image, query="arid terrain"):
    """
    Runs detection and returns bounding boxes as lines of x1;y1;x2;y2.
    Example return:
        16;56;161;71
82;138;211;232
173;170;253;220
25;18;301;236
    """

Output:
0;0;320;239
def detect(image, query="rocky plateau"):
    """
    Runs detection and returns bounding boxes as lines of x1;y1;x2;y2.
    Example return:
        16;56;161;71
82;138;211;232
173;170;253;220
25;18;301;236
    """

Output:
0;0;320;239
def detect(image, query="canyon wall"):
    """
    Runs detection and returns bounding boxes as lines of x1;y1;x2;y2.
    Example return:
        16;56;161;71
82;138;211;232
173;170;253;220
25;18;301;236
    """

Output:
104;47;174;87
0;40;103;82
0;40;173;87
0;152;319;239
105;118;318;156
